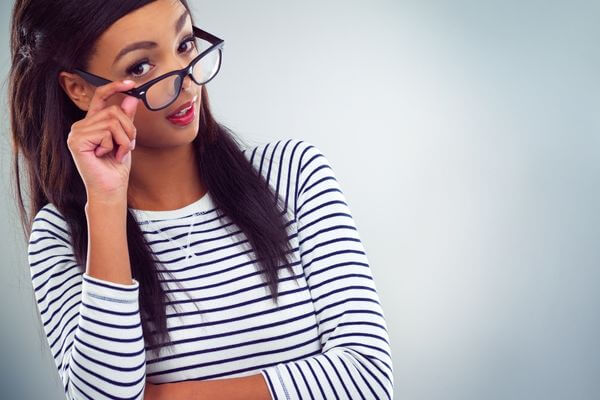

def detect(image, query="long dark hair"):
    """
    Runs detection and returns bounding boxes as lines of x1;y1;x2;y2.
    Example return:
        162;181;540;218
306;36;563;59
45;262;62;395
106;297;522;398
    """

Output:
9;0;295;357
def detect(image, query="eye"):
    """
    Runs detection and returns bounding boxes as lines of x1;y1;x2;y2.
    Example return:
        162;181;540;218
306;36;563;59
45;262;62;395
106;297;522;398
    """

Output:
125;58;152;78
124;35;197;78
178;35;197;54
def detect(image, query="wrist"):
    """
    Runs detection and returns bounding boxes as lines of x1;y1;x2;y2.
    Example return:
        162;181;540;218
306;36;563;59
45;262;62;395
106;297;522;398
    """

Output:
86;193;128;212
86;187;128;204
85;197;128;230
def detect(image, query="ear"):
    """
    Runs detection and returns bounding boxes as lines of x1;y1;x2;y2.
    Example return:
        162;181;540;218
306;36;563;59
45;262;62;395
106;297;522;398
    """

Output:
58;71;93;112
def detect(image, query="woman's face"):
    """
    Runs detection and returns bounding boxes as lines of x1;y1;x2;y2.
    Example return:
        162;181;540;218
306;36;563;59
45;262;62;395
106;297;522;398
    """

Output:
72;0;202;149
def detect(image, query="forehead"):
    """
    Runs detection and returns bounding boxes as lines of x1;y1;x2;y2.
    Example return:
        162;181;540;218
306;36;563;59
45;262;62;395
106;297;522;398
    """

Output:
94;0;188;55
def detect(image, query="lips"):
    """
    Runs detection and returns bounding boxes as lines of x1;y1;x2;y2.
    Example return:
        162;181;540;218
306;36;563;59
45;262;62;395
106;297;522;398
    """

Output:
167;100;193;118
167;95;198;118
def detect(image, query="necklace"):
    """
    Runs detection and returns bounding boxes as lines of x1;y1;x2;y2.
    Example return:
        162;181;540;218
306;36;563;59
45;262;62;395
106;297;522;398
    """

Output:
138;210;201;262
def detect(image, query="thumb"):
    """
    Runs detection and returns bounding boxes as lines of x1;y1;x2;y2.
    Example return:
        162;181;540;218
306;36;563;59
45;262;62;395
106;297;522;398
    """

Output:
121;95;140;122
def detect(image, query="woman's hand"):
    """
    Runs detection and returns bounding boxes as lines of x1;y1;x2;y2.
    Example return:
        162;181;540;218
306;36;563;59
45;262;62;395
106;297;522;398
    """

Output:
66;79;140;200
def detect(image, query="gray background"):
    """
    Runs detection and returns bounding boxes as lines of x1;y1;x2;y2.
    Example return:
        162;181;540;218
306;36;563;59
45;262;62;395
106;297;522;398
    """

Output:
1;0;599;399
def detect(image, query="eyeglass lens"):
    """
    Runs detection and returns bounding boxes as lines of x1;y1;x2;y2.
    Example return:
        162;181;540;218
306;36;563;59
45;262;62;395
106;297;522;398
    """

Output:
146;36;221;110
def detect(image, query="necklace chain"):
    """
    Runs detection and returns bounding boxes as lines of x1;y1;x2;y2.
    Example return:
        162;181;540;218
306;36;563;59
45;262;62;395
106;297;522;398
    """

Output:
138;211;202;261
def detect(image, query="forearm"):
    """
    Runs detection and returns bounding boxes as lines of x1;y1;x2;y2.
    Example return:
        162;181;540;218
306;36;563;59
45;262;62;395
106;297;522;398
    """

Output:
156;373;271;400
85;196;133;284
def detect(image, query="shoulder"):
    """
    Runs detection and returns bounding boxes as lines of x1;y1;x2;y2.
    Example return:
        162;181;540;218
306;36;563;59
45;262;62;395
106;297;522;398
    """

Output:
29;202;72;247
28;202;76;280
241;137;328;174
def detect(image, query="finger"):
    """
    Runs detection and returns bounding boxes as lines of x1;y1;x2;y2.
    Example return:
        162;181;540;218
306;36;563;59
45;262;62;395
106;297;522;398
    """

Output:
86;79;136;118
82;105;137;141
120;95;140;123
82;118;132;162
94;131;114;158
100;119;132;163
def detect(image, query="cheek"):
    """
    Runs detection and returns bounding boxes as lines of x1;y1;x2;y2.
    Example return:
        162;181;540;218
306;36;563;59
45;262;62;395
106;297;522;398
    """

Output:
132;107;154;132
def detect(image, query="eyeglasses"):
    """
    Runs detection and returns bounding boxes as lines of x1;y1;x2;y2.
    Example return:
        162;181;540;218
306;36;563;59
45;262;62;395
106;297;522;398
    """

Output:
73;25;224;111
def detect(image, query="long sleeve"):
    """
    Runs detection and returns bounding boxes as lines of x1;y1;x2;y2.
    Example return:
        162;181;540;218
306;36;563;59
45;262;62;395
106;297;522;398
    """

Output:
260;141;394;399
28;205;147;400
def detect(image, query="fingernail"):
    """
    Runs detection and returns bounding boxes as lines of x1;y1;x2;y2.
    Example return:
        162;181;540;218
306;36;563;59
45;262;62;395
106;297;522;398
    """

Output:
129;139;136;150
123;79;134;85
121;151;131;164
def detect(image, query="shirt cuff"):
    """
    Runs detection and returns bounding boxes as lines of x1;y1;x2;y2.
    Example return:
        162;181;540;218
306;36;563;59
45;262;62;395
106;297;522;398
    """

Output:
261;365;291;400
82;272;139;306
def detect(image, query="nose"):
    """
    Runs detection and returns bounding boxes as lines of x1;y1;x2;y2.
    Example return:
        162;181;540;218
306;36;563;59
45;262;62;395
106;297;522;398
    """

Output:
180;73;194;94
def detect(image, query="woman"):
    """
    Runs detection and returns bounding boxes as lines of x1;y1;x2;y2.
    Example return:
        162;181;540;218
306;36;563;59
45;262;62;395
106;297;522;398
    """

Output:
10;0;394;399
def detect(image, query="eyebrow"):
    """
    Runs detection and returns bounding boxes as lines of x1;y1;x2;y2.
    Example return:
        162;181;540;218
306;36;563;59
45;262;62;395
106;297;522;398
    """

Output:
112;9;190;66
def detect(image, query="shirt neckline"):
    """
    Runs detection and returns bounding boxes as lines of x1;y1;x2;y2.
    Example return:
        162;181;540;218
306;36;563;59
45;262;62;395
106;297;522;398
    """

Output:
128;191;215;222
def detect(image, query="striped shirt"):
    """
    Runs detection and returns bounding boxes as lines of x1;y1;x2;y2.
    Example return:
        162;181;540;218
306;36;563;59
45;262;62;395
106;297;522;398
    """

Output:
28;138;394;400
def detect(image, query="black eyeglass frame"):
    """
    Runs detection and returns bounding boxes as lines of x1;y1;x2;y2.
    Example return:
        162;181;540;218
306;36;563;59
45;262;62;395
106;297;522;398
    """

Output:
73;25;224;111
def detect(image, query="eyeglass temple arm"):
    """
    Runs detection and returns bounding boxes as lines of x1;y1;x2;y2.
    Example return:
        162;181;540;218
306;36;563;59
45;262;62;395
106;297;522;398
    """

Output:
193;25;224;46
74;69;111;87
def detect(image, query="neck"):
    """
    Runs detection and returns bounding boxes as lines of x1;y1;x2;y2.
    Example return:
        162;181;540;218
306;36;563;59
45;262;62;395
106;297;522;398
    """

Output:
127;142;206;211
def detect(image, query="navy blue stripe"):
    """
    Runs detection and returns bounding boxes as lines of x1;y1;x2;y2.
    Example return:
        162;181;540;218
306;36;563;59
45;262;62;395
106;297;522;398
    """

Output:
314;356;340;399
83;274;137;291
293;361;316;400
304;358;327;398
39;280;80;316
147;337;322;376
323;353;353;399
262;368;279;400
338;355;367;400
147;323;319;364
